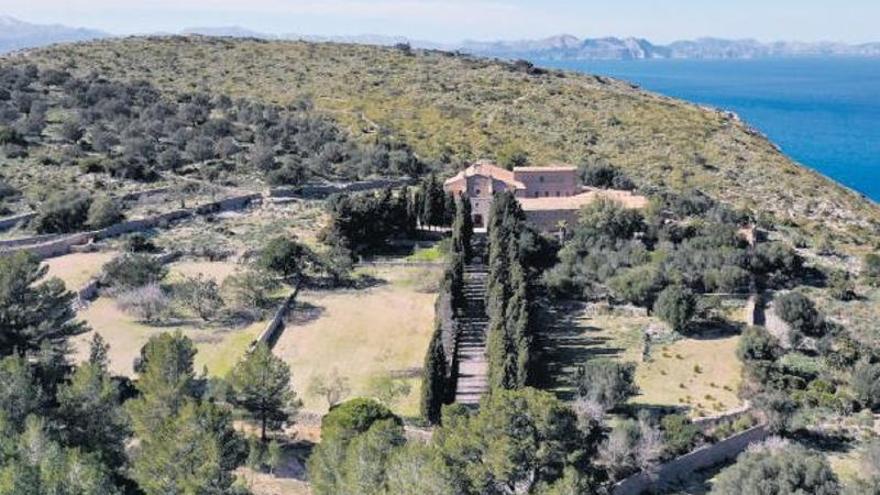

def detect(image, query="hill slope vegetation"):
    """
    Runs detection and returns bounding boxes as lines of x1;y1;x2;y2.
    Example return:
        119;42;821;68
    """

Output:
8;36;880;248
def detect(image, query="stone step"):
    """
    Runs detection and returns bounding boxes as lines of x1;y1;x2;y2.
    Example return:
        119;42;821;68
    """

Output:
454;240;490;407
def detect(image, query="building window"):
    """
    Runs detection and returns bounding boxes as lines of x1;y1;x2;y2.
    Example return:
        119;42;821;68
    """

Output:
545;191;549;197
556;191;560;197
539;176;544;182
476;189;481;195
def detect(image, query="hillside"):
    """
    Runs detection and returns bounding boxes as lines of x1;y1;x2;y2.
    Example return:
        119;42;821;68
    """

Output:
10;36;880;248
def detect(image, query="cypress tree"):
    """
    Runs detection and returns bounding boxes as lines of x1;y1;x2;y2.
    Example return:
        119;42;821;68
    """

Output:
486;280;512;391
443;193;456;227
402;185;418;235
451;194;474;261
484;192;533;391
508;253;531;387
420;324;447;424
420;173;445;228
411;187;425;229
448;251;465;313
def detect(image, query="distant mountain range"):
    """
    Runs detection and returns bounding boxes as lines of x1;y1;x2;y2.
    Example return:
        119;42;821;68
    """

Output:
452;35;880;60
0;15;107;53
2;15;879;60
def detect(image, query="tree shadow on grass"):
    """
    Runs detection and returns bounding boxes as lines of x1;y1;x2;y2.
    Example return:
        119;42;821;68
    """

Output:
659;461;729;495
685;318;743;340
791;429;855;455
273;441;314;481
287;301;326;326
622;402;690;420
533;300;627;402
305;273;388;291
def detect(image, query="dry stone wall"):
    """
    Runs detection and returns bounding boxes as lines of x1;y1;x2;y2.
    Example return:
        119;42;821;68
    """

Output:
0;212;36;231
613;424;769;495
268;178;414;199
0;193;260;260
252;286;300;349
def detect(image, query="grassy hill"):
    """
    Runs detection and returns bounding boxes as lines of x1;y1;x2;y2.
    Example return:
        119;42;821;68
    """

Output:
12;36;880;249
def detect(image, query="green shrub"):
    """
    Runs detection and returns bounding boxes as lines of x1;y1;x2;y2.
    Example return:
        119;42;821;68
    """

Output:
575;360;638;411
712;441;839;495
87;195;124;229
34;190;91;233
774;292;824;337
653;285;696;332
864;253;880;287
579;163;635;190
0;126;26;146
851;359;880;410
102;254;168;290
608;264;663;307
660;414;701;456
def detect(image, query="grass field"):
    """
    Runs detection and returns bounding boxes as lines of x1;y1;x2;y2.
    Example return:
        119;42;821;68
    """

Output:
273;265;441;418
69;259;268;377
538;302;742;418
69;298;265;377
43;251;118;290
167;259;241;283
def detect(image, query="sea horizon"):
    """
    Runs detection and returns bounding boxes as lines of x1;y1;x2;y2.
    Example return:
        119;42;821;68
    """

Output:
534;57;880;203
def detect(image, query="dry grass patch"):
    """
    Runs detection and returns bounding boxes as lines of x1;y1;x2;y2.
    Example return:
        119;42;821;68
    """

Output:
68;259;271;377
635;336;742;416
70;298;265;377
166;259;241;283
539;303;743;418
42;251;118;290
273;265;441;418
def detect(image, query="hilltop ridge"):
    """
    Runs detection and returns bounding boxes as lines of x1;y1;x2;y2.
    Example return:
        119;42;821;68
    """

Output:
7;36;880;249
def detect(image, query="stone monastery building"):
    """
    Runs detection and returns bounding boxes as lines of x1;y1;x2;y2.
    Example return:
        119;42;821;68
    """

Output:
443;160;648;231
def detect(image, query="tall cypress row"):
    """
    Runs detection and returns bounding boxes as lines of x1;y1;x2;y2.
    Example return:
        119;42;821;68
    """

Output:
508;245;531;387
485;192;533;391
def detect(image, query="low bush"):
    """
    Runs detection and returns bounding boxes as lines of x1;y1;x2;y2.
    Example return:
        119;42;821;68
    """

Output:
102;254;168;290
660;414;701;457
87;195;124;229
115;284;170;322
34;190;91;233
575;360;638;411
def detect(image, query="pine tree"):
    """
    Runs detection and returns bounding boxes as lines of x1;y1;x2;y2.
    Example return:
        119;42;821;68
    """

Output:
56;362;129;468
127;332;197;436
131;400;239;495
229;342;300;442
0;252;85;359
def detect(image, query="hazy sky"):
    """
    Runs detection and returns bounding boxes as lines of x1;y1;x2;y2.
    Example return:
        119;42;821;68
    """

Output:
2;0;878;43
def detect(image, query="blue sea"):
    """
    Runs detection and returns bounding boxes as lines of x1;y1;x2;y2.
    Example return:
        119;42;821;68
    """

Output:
534;58;880;203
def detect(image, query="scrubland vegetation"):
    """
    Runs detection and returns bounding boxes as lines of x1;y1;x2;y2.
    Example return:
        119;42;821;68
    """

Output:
16;36;880;250
1;36;879;495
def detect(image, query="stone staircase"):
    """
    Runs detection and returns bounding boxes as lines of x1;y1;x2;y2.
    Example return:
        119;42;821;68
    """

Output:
454;237;490;406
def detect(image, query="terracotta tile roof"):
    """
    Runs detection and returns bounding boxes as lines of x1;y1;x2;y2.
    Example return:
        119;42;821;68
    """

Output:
518;188;649;211
444;160;525;189
513;165;578;173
